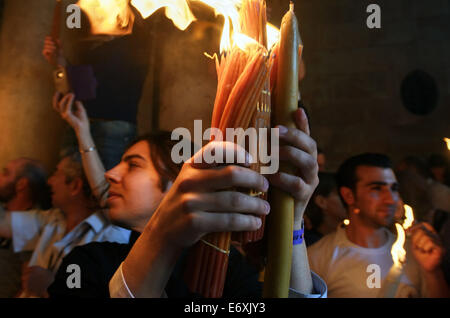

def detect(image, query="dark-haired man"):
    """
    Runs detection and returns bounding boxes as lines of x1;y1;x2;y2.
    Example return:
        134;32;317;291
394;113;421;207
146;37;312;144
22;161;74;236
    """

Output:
308;153;449;297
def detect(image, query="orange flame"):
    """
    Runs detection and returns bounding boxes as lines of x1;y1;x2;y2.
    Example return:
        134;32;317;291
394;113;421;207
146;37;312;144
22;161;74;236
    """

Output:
131;0;196;30
77;0;134;35
391;204;414;267
444;138;450;151
77;0;280;53
402;204;414;230
391;223;406;267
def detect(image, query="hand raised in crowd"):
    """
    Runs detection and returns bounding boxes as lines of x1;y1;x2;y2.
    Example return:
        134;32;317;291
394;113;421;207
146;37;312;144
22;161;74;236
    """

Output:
42;36;62;66
267;107;319;225
146;141;270;250
52;92;90;138
409;222;445;273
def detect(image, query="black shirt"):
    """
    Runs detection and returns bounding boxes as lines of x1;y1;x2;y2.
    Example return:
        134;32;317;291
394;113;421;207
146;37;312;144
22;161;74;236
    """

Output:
48;232;262;298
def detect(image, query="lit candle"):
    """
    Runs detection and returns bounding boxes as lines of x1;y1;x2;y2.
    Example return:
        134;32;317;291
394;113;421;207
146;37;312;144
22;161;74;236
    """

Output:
378;223;406;298
263;2;300;298
378;204;414;297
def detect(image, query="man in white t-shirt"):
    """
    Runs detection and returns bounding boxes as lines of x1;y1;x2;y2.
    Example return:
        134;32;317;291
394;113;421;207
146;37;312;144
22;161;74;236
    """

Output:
0;153;130;297
308;153;449;298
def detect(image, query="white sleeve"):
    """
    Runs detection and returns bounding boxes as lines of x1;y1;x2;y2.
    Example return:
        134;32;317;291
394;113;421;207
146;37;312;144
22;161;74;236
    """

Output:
289;271;328;298
109;262;169;298
109;262;135;298
11;210;49;253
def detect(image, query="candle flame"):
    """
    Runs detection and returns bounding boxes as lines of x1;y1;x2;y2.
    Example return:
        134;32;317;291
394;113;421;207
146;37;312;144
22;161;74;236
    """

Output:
391;204;414;267
391;223;406;267
266;23;280;50
343;219;350;226
77;0;281;53
402;204;414;230
444;138;450;151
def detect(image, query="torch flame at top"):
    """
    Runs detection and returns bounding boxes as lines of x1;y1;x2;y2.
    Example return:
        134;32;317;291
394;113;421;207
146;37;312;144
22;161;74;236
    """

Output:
77;0;135;35
132;0;196;30
444;138;450;151
76;0;280;53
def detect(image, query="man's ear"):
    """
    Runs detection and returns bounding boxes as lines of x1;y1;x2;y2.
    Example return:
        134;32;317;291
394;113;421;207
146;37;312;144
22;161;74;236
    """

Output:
340;187;355;207
15;177;29;192
314;195;327;210
70;178;84;196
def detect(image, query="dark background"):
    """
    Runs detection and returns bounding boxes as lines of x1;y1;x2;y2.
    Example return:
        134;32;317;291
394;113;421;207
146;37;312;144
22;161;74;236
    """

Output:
0;0;449;172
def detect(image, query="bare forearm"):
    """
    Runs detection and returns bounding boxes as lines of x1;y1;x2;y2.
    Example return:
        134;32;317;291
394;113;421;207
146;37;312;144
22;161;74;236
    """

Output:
121;228;181;298
290;217;313;294
76;130;108;203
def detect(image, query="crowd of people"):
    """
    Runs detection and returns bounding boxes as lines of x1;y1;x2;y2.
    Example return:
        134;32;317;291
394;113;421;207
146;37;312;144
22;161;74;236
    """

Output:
1;20;449;299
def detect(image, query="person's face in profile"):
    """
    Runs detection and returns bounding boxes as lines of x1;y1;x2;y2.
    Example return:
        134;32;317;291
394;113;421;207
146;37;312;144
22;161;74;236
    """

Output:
104;141;166;231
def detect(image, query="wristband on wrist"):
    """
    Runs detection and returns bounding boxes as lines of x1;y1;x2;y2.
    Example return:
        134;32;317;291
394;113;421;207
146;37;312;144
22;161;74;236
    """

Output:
79;146;97;154
293;219;305;245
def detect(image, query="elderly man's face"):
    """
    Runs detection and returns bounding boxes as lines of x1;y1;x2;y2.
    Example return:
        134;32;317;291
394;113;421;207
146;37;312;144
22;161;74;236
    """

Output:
0;160;22;202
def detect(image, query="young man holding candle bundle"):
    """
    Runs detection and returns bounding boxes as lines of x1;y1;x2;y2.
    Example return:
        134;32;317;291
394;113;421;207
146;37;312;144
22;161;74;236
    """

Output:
47;93;327;298
307;153;449;298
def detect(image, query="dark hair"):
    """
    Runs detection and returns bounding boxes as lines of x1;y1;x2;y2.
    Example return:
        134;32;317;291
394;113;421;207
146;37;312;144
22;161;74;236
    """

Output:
305;172;338;228
336;153;393;207
125;131;190;190
62;152;94;203
16;159;51;210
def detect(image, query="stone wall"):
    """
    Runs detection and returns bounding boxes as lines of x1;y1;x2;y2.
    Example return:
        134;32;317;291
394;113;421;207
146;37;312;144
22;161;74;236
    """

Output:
1;0;449;173
289;0;450;170
0;0;64;171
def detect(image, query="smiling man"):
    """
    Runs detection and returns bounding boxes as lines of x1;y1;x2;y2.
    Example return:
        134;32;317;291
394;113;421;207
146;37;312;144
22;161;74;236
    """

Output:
307;153;449;298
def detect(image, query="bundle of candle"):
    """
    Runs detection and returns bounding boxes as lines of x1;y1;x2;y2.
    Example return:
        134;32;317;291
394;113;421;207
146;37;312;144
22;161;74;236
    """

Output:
184;0;273;298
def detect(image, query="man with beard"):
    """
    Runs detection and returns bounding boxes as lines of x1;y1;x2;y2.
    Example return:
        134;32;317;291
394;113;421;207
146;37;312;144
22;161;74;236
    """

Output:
307;153;449;297
0;158;51;297
0;158;50;213
0;154;130;297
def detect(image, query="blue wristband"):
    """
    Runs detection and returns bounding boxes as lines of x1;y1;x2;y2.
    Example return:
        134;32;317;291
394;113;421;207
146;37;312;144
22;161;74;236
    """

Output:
293;220;304;245
293;229;304;245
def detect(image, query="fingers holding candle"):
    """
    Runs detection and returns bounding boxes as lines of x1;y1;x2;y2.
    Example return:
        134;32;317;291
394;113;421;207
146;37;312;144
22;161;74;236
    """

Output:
410;222;444;272
177;165;269;194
